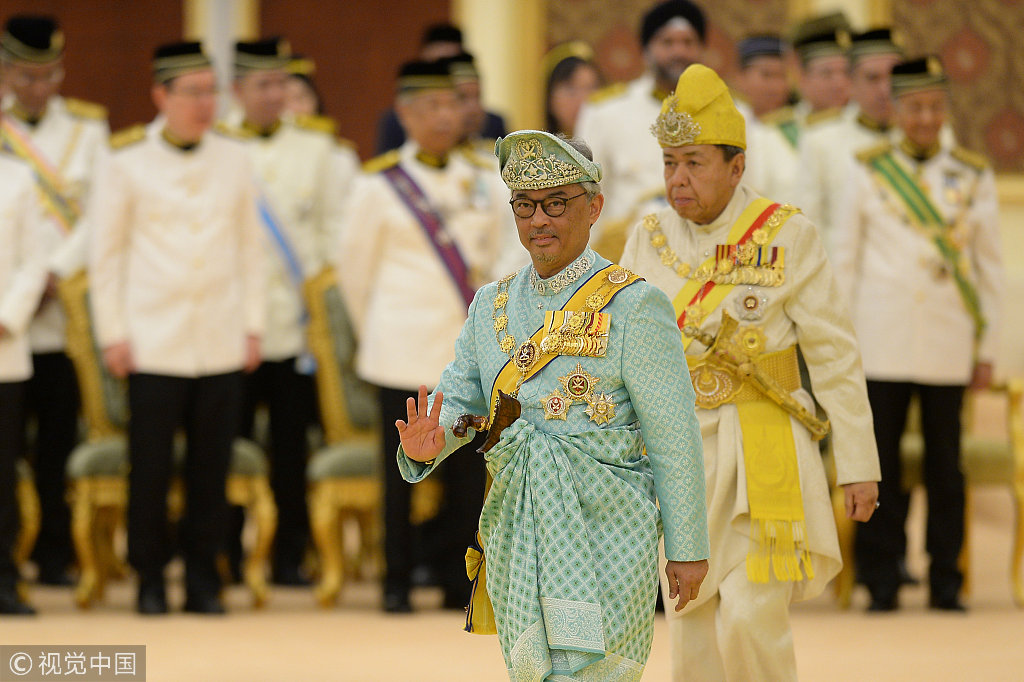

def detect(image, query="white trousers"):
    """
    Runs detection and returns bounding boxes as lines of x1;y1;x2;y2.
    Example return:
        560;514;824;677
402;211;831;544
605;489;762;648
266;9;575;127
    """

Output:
669;565;797;682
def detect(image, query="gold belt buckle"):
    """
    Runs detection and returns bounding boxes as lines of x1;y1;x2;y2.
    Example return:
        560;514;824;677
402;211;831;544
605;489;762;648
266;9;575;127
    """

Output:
689;361;741;409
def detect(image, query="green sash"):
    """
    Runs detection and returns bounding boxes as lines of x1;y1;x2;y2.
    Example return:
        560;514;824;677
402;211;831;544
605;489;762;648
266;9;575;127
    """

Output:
867;152;985;337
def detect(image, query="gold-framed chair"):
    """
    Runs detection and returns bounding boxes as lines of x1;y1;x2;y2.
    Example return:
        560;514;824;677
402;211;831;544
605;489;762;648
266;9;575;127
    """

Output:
58;270;278;608
832;380;1024;608
304;267;441;607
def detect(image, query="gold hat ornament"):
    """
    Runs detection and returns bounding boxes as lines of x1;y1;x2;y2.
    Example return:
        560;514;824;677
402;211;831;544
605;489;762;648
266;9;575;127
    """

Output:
651;64;746;149
495;130;602;191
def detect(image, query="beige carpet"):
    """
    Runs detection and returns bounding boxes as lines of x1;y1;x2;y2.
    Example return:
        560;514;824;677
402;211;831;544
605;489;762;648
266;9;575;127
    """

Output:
2;488;1021;681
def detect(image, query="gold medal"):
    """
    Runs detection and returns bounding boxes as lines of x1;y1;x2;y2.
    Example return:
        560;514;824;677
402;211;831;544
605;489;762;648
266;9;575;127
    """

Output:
513;340;540;373
586;293;605;309
685;304;706;326
559;363;598;403
542;389;570;420
607;267;629;284
584;392;615;425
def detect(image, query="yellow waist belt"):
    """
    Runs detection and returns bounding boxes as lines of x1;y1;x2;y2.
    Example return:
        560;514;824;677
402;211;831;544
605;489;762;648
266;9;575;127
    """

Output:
688;344;816;583
686;345;801;407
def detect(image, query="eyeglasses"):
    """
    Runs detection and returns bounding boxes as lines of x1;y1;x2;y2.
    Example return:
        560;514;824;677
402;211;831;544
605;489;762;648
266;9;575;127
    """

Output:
509;191;587;219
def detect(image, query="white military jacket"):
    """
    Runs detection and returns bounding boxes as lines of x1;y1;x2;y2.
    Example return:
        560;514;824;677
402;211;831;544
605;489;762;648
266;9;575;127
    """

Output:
798;105;891;256
575;74;668;246
1;95;109;352
832;142;1003;385
225;118;347;361
336;141;521;390
743;116;802;207
0;153;48;381
88;125;265;378
620;184;880;606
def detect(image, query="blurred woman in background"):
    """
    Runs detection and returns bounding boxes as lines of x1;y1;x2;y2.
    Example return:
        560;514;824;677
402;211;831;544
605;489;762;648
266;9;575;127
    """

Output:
543;41;601;137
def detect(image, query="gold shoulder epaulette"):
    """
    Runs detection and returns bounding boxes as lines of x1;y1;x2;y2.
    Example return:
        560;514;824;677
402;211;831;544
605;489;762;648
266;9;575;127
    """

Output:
212;121;247;139
335;136;357;152
109;124;146;150
458;140;495;169
855;141;893;164
65;97;108;121
951;145;989;172
586;82;627;104
805;107;842;127
294;113;337;136
760;106;795;126
362;149;400;174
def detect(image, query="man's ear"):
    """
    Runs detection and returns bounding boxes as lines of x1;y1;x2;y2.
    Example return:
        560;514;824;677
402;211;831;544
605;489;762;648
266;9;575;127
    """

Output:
588;192;605;226
730;152;745;186
151;83;167;112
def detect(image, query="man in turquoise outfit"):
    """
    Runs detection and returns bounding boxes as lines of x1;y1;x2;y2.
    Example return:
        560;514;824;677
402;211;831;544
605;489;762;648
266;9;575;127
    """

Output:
397;130;710;681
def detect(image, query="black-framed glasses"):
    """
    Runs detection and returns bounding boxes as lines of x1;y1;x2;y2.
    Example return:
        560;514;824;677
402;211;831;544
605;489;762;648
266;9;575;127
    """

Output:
509;191;587;219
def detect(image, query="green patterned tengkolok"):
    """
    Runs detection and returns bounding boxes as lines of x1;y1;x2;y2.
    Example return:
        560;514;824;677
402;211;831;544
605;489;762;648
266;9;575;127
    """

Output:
495;130;603;191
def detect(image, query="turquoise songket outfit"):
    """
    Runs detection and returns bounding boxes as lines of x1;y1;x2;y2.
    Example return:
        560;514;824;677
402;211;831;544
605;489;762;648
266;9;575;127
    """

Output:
396;129;708;682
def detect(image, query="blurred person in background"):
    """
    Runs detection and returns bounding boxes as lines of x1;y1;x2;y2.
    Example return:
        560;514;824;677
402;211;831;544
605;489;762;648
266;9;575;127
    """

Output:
542;41;601;138
1;14;109;587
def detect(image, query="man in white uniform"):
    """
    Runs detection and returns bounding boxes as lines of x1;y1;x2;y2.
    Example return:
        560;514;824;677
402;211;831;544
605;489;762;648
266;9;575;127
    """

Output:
576;0;706;261
89;42;265;615
221;37;347;586
620;64;880;681
799;29;904;256
337;59;519;612
833;57;1003;612
0;110;48;614
0;15;109;585
735;34;804;206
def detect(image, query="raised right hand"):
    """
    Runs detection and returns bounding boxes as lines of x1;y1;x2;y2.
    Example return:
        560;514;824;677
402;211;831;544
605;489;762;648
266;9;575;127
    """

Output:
396;385;446;463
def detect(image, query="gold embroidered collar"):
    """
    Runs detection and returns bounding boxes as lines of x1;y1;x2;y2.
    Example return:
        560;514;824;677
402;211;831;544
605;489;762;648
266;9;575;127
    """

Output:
240;118;281;138
160;127;200;152
9;100;44;127
415;149;449;168
899;137;940;163
856;112;889;133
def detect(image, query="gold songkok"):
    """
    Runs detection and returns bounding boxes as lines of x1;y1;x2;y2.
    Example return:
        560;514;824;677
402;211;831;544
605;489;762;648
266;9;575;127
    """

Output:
495;130;602;191
651;64;746;149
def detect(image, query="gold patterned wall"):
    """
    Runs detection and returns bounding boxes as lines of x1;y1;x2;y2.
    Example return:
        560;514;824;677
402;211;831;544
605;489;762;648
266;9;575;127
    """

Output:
893;0;1024;172
547;0;1024;171
546;0;789;85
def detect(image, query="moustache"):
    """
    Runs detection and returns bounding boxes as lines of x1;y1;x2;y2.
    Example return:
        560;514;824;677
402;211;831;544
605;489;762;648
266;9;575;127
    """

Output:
530;229;556;239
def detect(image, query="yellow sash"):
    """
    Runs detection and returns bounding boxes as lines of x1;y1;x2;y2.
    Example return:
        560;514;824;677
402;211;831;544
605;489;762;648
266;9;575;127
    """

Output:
487;264;642;421
466;263;642;635
670;198;794;349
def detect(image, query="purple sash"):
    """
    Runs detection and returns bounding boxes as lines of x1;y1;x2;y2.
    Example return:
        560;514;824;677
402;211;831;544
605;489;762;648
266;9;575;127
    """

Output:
382;165;476;308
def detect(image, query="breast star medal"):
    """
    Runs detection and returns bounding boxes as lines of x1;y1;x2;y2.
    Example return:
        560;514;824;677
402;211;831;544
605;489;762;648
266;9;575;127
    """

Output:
585;392;616;425
542;389;569;420
559;363;598;404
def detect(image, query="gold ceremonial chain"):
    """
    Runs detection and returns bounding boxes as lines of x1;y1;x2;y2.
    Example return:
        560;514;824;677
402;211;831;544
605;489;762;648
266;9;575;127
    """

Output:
643;213;788;288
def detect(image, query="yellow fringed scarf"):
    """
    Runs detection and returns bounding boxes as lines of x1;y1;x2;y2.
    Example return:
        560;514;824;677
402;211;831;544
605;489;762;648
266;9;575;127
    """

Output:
737;400;814;583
